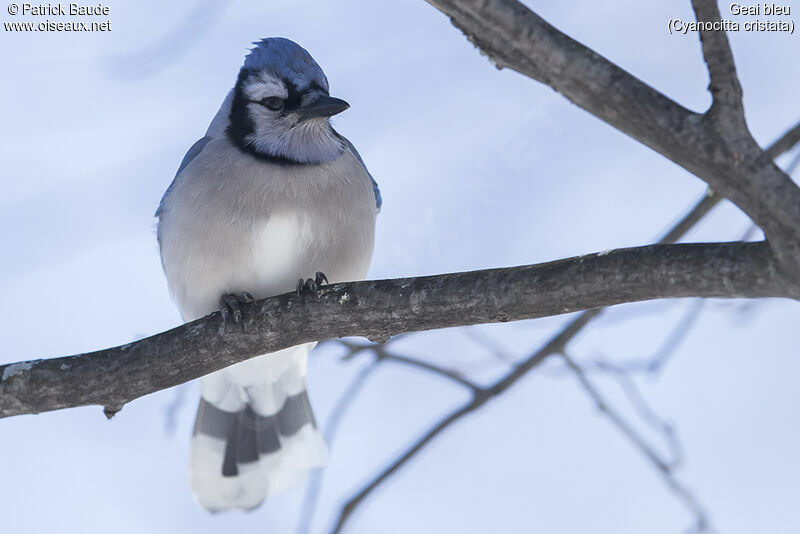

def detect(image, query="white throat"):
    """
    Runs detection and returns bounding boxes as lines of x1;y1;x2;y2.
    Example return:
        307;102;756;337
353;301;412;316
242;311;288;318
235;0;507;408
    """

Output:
244;117;344;164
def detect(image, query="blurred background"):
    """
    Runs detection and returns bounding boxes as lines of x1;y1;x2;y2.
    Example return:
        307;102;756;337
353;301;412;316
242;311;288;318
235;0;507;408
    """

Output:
1;1;799;532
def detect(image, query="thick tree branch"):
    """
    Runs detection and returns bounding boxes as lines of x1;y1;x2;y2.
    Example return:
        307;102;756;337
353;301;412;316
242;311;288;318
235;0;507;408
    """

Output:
424;0;800;275
0;241;792;419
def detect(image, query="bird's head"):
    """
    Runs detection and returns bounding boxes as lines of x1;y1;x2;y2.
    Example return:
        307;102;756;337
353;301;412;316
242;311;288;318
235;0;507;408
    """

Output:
227;38;349;164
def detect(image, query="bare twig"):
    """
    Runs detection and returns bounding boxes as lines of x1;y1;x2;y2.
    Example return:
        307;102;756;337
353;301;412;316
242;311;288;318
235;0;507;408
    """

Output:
765;122;800;160
372;344;480;392
659;190;721;244
330;397;476;533
462;327;517;365
560;352;711;532
332;339;480;391
786;145;800;176
601;301;706;376
646;300;705;375
587;358;684;469
690;0;745;121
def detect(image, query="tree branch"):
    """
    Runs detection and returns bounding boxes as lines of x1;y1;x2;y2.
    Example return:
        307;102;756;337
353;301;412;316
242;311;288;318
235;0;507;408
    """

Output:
560;351;711;531
424;0;800;275
691;0;745;122
372;343;480;391
0;241;792;419
766;121;800;160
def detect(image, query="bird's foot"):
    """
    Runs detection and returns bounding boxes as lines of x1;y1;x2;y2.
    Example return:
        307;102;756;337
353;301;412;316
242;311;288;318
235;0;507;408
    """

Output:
219;291;255;333
296;271;329;298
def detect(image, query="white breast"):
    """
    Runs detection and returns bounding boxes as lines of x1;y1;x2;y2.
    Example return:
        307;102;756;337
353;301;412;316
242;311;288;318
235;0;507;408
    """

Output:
251;212;312;286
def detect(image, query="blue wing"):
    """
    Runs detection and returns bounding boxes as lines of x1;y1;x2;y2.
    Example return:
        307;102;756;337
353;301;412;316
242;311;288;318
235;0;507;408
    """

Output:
155;137;213;217
176;136;213;177
340;136;382;211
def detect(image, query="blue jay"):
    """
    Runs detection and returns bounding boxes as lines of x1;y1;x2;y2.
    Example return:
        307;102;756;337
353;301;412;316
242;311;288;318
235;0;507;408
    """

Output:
156;38;380;511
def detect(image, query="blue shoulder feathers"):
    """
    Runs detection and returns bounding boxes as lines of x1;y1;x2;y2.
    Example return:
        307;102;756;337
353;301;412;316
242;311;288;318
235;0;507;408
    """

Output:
340;136;382;211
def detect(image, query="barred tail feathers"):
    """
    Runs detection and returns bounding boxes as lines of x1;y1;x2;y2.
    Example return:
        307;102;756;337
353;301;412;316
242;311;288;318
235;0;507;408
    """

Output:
188;344;327;512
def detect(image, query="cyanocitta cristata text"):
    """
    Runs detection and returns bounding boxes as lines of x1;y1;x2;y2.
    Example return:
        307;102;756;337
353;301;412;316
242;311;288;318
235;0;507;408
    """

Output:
156;37;380;511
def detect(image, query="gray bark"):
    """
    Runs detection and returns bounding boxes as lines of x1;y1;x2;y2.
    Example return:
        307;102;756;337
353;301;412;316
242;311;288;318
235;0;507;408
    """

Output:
0;241;795;418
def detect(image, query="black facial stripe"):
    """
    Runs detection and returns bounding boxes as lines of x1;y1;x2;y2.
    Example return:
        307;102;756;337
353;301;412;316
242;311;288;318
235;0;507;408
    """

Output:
226;68;336;165
227;68;256;151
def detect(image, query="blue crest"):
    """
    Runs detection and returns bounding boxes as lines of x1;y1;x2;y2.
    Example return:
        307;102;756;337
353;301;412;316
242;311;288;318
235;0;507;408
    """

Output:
243;38;329;92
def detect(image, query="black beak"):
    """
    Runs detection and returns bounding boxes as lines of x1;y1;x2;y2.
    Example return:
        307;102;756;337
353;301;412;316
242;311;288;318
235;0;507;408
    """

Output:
297;95;350;120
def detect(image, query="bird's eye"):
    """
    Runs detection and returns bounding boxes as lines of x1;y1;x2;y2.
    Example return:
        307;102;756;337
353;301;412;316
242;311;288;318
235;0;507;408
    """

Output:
261;97;285;111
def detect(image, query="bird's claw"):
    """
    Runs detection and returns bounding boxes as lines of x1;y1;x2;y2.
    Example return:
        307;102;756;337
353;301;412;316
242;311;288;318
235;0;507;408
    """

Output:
219;291;255;333
296;271;329;298
296;278;319;298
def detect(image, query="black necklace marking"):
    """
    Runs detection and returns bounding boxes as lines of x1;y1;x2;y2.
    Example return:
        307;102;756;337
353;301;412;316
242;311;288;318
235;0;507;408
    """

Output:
226;69;342;165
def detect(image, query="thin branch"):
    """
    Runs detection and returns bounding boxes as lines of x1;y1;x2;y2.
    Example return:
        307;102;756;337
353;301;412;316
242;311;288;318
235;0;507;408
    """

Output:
601;300;706;376
651;303;699;374
765;121;800;160
372;344;480;392
646;300;703;374
560;352;711;532
659;190;721;244
690;0;745;121
330;339;374;361
786;145;800;176
332;339;480;390
330;400;475;534
462;327;517;365
590;359;685;469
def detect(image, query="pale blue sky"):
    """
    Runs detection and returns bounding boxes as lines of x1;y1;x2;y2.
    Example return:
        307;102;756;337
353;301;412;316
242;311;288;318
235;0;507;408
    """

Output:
1;1;799;533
